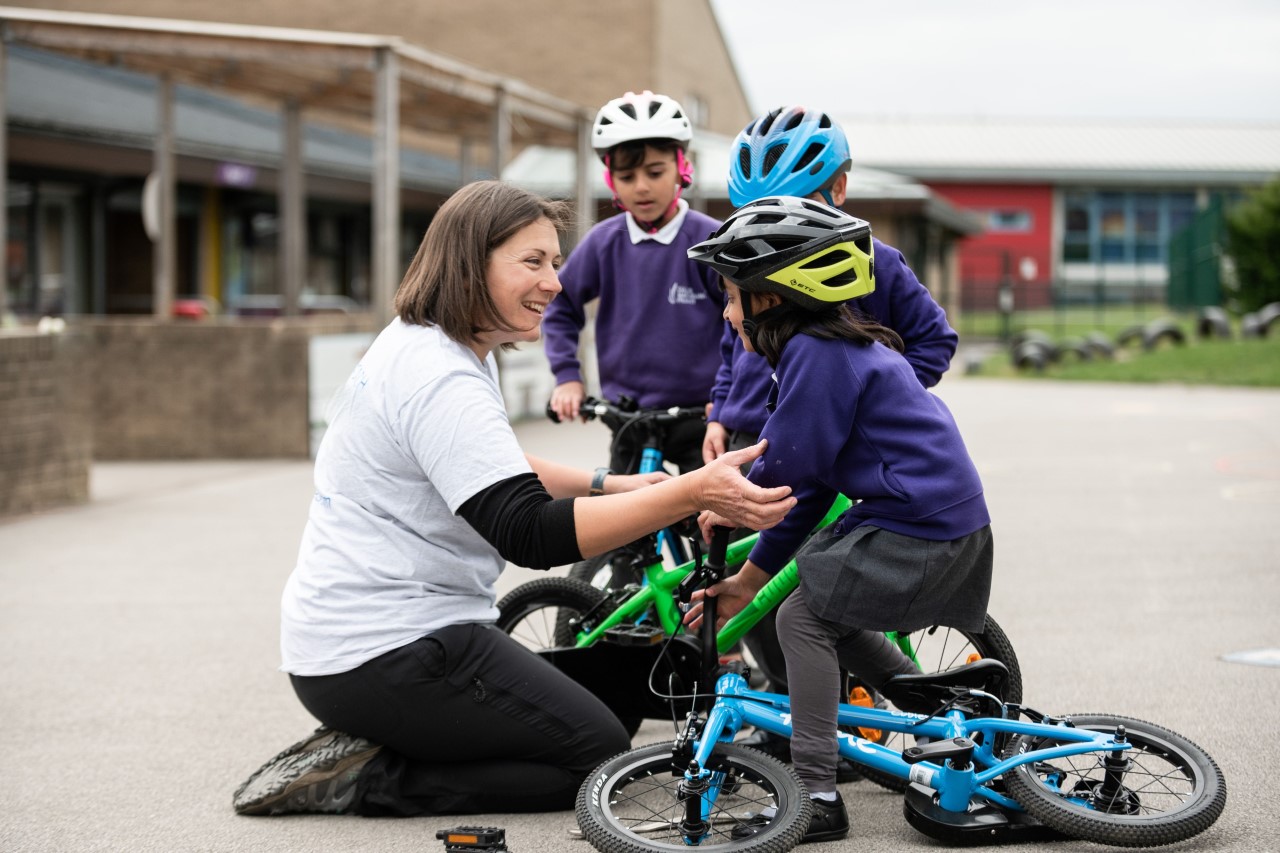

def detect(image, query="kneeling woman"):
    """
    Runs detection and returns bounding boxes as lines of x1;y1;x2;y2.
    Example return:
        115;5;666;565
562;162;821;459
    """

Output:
685;196;993;843
233;181;795;818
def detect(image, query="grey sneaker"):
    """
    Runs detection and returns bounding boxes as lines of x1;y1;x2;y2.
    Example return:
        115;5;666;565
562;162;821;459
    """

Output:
233;727;381;816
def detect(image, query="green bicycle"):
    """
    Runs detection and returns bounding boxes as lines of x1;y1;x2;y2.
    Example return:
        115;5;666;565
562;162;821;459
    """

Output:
496;496;1021;791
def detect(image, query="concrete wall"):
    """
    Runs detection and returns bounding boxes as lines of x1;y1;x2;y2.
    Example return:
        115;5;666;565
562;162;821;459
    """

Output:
83;317;376;460
0;330;92;515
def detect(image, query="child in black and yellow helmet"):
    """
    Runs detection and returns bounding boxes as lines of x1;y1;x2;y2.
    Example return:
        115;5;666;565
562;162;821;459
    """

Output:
685;196;994;843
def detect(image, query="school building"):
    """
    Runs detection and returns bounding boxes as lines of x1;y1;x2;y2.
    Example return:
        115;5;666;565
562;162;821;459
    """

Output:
840;117;1280;312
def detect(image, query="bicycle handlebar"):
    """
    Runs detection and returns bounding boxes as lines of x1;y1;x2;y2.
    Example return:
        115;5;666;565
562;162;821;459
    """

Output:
545;396;706;428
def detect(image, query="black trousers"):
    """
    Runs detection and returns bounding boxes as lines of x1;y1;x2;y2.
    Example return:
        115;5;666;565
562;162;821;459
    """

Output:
290;622;631;817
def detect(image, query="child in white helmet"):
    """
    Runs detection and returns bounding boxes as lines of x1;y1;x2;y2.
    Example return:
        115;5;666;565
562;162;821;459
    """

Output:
543;91;724;475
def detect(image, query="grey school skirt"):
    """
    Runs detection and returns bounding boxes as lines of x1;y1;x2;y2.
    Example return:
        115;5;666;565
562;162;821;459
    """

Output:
795;523;993;634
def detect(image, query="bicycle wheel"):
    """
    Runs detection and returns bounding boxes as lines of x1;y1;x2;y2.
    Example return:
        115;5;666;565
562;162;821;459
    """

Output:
1003;714;1226;847
576;742;812;852
854;614;1023;792
495;577;606;650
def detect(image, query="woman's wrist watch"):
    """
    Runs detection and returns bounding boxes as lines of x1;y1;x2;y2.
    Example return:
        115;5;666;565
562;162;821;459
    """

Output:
590;467;612;497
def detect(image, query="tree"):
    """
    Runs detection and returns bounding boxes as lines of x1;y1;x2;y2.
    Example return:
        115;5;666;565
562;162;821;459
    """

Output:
1225;176;1280;314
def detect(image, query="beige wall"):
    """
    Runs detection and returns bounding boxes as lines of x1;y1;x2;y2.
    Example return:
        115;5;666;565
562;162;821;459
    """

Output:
83;316;375;460
0;331;91;516
23;0;753;136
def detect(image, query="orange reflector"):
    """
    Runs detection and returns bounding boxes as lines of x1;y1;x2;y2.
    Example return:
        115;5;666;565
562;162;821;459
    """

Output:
444;834;479;844
966;653;982;664
848;686;884;742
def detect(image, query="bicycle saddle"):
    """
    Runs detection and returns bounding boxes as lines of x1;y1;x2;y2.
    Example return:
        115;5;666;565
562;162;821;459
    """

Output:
881;659;1010;716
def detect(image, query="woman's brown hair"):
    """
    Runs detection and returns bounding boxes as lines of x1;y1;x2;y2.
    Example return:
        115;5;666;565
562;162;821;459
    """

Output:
394;180;572;350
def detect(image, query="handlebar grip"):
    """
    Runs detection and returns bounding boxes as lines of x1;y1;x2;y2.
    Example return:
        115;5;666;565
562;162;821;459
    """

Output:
706;526;732;574
545;402;561;424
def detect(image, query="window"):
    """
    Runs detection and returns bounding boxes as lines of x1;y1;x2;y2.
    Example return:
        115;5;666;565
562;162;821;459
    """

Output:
985;209;1032;232
1063;193;1091;261
1059;190;1204;265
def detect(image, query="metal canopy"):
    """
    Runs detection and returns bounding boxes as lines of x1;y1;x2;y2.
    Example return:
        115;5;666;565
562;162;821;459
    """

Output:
0;5;590;322
0;6;581;146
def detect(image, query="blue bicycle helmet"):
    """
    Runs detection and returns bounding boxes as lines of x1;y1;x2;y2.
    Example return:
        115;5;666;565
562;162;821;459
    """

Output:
728;107;851;207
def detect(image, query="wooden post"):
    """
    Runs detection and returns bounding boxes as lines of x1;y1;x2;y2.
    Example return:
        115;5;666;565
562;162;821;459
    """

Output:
280;97;305;317
576;110;595;246
492;84;510;177
371;47;400;324
0;35;7;322
153;72;175;321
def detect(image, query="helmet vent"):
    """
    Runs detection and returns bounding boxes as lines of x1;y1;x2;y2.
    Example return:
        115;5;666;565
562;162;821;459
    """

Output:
762;144;787;176
738;147;752;180
823;268;861;289
794;142;823;173
784;111;804;131
759;108;782;136
620;103;637;120
800;248;850;270
747;213;787;226
819;113;832;128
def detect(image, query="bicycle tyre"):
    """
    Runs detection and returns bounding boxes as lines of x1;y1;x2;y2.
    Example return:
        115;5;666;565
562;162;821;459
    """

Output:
495;576;606;649
576;741;812;852
855;613;1023;793
495;577;644;737
1003;714;1226;847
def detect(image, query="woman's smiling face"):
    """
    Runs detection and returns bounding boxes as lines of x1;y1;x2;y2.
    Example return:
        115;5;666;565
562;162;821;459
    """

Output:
473;217;563;358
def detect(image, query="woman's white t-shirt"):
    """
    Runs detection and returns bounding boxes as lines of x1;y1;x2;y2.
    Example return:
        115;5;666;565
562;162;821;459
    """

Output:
280;319;532;676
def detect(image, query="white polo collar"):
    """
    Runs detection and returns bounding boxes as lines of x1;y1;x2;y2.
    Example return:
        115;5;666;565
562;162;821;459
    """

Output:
625;198;690;245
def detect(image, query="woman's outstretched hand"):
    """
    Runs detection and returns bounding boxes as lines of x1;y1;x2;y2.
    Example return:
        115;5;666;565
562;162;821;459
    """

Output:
693;439;794;530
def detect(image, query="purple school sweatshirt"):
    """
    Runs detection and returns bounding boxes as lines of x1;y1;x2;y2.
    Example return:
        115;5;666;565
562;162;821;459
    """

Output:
745;333;989;574
542;210;724;409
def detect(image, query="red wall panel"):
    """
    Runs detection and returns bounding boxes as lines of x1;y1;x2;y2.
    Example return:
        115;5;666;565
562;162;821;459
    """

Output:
928;183;1056;308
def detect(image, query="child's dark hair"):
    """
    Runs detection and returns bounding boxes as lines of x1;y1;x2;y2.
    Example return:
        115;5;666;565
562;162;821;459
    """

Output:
606;138;684;172
751;301;904;367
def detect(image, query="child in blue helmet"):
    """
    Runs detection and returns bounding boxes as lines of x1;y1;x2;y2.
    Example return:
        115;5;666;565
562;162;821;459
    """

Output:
685;197;993;842
704;107;959;766
542;91;724;474
703;106;957;466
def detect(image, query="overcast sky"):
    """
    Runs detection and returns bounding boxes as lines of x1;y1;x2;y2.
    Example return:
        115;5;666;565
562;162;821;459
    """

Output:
709;0;1280;124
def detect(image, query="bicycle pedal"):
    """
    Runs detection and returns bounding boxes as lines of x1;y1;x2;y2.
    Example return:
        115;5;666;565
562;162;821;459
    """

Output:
604;624;664;646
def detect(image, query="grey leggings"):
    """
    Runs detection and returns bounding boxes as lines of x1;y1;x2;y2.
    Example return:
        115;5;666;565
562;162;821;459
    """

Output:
776;586;920;793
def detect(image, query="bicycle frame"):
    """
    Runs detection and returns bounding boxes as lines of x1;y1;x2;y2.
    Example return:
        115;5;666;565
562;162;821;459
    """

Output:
568;496;852;648
636;444;685;568
690;673;1129;821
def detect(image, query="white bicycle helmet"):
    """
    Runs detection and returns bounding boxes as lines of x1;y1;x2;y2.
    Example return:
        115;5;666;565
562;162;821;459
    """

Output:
591;91;693;161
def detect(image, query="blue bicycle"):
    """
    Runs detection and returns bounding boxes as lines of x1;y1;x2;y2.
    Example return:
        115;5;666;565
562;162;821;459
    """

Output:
575;529;1226;851
550;395;708;593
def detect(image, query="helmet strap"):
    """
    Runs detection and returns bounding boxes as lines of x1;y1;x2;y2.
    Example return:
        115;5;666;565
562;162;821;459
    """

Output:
739;290;781;353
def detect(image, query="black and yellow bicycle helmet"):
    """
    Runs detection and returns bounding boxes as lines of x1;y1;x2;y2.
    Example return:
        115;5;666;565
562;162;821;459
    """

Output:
688;195;875;311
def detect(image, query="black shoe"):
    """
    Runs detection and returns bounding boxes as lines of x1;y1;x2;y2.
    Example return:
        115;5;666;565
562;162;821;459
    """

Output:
731;793;850;843
835;757;862;784
233;727;381;816
803;794;850;843
738;728;791;763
